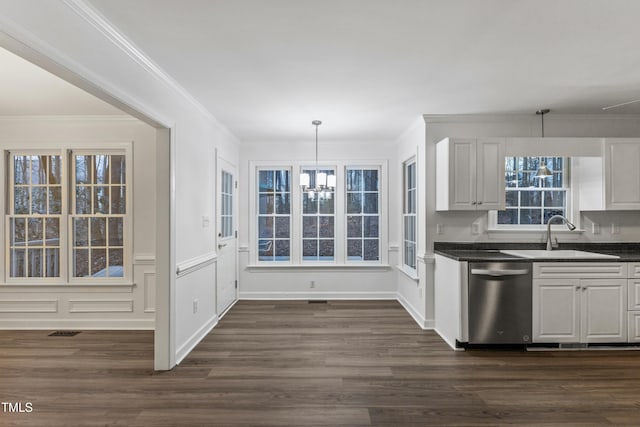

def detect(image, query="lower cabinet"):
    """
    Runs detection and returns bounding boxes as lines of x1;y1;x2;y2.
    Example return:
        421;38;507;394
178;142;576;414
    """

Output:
627;264;640;342
533;263;627;344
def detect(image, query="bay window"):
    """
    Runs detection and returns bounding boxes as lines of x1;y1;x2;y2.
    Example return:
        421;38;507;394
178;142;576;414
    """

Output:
251;161;386;265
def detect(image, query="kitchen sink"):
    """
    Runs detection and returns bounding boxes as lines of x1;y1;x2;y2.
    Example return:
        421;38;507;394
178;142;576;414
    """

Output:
500;249;620;259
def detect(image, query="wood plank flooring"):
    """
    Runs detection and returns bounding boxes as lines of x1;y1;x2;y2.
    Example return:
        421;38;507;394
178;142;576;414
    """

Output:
2;300;640;426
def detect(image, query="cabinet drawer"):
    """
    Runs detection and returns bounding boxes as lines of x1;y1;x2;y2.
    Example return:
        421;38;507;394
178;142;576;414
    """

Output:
628;312;640;343
534;262;627;279
628;263;640;279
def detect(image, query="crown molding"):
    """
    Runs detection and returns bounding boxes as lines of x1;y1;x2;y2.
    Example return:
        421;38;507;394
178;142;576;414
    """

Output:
423;113;640;124
0;114;136;122
62;0;240;144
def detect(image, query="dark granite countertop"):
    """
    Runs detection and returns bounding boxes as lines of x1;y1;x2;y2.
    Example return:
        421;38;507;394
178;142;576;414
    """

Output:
434;242;640;262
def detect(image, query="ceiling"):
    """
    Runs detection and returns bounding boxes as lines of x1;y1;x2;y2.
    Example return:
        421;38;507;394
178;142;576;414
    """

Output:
5;1;640;143
0;47;123;116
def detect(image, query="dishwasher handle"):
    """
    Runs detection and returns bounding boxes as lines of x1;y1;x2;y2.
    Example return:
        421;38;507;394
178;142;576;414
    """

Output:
470;268;529;277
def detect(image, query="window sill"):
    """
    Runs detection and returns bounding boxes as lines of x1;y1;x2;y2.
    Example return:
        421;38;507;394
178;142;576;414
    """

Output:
396;265;419;281
245;264;392;272
0;282;136;292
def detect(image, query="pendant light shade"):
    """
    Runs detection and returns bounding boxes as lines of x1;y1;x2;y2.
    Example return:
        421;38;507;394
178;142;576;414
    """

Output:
300;172;310;187
534;109;553;179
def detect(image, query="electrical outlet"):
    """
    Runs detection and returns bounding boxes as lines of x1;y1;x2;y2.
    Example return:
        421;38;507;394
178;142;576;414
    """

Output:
471;222;481;235
436;224;444;235
202;216;210;228
611;223;620;235
592;222;600;234
193;299;198;314
310;281;315;289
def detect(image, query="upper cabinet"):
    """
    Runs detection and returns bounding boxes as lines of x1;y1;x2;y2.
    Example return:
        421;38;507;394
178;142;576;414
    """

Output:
577;138;640;211
604;139;640;209
436;137;505;211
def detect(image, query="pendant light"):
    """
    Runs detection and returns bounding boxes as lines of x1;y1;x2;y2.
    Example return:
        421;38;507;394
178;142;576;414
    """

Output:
300;120;335;198
534;109;553;179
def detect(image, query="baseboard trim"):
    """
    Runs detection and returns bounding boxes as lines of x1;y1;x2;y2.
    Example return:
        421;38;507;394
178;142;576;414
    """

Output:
434;328;461;350
0;318;154;330
175;314;218;365
396;292;433;329
239;291;397;300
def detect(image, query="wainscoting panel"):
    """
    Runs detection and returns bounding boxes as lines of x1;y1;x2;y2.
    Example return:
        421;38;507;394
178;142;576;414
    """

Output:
0;299;58;313
143;271;156;313
68;299;134;313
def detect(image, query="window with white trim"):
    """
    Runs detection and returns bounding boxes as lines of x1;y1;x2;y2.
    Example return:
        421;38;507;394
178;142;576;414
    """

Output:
301;168;335;261
6;148;130;282
9;154;63;278
403;159;416;270
492;156;569;227
257;168;291;261
346;167;380;262
251;161;386;265
72;153;126;278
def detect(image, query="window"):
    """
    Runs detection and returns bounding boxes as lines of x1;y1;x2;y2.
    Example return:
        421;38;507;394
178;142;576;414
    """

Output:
403;160;416;270
301;168;335;261
251;161;385;265
346;167;380;261
9;154;63;278
220;170;233;239
6;148;130;283
495;156;569;226
72;153;126;278
257;169;291;261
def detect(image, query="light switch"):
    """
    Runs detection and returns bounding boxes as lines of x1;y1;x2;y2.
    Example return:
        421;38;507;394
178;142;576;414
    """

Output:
592;222;600;234
436;224;444;235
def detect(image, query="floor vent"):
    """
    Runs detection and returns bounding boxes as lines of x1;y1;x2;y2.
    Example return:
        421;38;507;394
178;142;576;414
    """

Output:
48;331;81;337
308;300;328;304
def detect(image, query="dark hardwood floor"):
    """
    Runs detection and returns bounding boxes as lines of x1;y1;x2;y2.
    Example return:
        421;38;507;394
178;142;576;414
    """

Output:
2;300;640;426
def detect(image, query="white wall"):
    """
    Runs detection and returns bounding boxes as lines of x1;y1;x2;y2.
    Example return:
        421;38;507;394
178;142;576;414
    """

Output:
393;118;433;327
239;139;398;299
0;116;156;329
0;1;240;369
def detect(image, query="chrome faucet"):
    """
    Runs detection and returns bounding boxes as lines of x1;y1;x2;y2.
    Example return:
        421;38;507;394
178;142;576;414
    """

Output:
546;214;576;251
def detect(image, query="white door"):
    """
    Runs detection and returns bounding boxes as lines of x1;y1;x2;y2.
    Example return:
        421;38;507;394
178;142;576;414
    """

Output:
216;157;237;315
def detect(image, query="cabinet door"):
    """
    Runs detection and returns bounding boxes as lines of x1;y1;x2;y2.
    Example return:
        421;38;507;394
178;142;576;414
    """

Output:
605;139;640;209
449;139;477;210
628;312;640;342
476;138;505;210
533;279;580;343
581;279;627;343
628;279;640;311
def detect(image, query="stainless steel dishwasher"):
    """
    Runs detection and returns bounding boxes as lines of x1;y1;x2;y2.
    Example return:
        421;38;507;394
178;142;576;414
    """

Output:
468;262;532;345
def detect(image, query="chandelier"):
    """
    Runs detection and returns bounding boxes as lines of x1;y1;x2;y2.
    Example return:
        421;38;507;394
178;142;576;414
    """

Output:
300;120;335;199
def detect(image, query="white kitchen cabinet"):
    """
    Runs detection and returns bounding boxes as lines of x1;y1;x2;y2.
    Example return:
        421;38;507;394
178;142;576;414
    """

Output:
605;139;640;209
577;138;640;211
627;263;640;341
533;278;580;342
532;263;627;343
436;137;505;211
